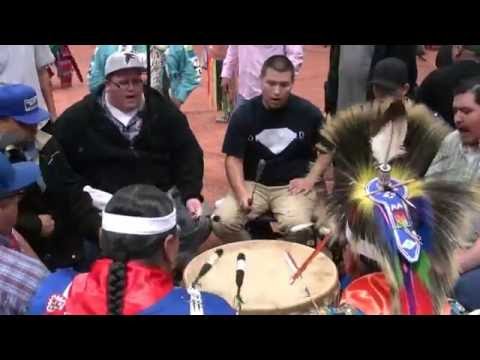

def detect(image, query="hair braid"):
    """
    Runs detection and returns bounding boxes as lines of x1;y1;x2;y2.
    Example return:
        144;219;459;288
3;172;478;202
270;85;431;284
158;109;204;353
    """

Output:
107;260;127;315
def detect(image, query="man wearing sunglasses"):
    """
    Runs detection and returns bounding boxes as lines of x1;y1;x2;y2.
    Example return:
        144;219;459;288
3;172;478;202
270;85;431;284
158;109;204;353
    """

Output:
54;52;208;275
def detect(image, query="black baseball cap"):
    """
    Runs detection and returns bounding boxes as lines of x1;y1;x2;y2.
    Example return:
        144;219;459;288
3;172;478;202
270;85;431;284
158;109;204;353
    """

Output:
370;57;409;91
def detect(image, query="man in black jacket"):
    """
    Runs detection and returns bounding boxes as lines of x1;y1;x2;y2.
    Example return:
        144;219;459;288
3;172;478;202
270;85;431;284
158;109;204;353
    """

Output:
416;45;480;128
0;83;100;270
53;51;209;269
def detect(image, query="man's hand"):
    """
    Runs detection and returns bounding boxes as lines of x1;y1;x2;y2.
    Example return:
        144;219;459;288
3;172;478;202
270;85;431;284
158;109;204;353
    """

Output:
288;177;315;195
233;189;252;213
186;198;203;219
239;196;252;213
38;214;55;238
238;193;253;213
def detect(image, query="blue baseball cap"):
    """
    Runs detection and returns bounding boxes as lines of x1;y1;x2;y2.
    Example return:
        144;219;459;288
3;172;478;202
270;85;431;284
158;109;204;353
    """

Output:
0;152;40;199
0;84;50;125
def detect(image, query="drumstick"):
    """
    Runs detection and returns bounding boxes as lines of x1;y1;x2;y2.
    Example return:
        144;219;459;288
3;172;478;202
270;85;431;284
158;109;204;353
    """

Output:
248;159;266;207
290;230;332;285
234;253;246;314
192;249;224;288
284;251;321;315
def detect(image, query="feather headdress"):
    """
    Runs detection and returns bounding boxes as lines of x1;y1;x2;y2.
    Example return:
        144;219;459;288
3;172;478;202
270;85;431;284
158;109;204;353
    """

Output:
318;99;480;314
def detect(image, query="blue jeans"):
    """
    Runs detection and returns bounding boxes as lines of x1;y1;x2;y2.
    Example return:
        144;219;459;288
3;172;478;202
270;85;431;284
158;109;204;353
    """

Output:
454;267;480;311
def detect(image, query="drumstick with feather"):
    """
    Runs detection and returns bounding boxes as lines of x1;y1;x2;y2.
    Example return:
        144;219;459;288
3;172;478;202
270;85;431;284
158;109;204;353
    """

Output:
191;249;224;288
234;253;246;314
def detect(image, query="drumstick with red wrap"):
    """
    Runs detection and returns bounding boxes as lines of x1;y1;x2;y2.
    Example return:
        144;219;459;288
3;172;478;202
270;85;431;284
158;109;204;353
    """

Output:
234;253;246;314
284;250;321;314
290;227;332;285
192;249;224;288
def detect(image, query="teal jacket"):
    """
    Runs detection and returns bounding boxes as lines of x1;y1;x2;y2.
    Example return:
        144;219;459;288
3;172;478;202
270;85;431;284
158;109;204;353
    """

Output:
87;45;201;103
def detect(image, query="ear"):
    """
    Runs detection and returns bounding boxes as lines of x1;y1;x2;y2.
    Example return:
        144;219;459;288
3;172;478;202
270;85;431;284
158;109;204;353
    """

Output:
104;79;113;91
402;84;410;97
163;233;179;266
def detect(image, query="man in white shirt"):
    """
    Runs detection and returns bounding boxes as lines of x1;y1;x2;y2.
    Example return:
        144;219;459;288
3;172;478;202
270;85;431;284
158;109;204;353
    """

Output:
0;45;57;123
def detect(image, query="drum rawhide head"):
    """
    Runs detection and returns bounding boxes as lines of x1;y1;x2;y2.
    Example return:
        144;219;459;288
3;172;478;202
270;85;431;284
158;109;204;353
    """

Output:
183;240;339;315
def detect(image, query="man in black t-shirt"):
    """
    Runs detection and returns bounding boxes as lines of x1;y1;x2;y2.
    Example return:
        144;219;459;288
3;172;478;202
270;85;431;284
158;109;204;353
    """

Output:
416;45;480;128
212;55;325;243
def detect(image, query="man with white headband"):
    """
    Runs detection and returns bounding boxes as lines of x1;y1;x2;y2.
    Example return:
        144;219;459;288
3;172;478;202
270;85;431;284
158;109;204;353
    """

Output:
27;185;234;315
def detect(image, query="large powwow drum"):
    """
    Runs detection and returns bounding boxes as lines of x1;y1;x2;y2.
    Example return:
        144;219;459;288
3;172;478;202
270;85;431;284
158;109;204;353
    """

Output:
184;240;339;314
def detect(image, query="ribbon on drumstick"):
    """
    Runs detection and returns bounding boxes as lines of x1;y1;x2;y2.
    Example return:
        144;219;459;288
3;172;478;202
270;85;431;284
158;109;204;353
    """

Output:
290;227;332;285
284;250;321;314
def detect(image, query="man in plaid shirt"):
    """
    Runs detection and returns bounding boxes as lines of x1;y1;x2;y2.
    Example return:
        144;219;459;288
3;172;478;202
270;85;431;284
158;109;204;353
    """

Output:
0;85;50;314
0;236;49;315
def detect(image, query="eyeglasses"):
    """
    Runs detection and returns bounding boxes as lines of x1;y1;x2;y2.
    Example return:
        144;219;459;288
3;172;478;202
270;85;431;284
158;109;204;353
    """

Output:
109;78;144;90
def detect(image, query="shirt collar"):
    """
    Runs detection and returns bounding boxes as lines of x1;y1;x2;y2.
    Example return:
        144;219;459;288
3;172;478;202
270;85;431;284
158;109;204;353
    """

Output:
102;91;144;127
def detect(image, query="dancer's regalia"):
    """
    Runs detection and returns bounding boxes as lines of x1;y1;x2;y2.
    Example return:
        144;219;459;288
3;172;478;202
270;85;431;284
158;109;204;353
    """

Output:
318;99;480;314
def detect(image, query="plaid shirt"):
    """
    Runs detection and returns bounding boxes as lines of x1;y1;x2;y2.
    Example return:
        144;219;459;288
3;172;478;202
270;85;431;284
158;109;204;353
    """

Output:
0;238;49;315
426;130;480;241
426;130;480;183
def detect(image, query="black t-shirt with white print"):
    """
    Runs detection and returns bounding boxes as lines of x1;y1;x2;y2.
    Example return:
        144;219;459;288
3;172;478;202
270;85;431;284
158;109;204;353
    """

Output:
222;95;324;186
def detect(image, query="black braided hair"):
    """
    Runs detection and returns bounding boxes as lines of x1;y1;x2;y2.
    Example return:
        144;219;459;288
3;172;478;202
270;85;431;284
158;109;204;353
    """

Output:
102;184;177;315
107;260;127;315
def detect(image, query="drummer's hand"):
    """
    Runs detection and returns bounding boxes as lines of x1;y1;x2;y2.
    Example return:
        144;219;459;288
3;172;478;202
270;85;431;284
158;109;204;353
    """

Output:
39;214;55;238
186;198;203;219
288;177;315;195
238;195;252;213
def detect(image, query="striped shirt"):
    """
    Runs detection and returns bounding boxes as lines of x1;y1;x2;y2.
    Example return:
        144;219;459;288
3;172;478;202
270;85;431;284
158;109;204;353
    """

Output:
0;237;49;315
426;130;480;184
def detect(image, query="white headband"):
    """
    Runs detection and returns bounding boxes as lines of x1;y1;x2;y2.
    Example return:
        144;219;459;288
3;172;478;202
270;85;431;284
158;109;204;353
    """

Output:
102;208;177;235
